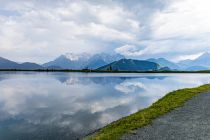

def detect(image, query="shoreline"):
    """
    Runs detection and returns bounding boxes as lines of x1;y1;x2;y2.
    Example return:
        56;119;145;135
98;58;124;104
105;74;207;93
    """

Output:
86;84;210;140
1;69;210;74
121;86;210;140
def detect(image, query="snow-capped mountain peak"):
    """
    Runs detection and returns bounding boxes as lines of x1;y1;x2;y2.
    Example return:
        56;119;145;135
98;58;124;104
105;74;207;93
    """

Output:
43;53;125;69
64;53;91;61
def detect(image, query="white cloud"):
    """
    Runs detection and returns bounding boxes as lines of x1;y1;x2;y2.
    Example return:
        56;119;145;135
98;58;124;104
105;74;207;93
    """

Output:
0;0;141;63
151;0;210;39
173;52;204;61
115;45;144;56
1;0;210;62
115;81;145;94
115;42;172;58
115;0;210;61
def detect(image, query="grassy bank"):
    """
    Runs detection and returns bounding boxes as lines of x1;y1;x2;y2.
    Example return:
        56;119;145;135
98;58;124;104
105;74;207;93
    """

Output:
87;84;210;140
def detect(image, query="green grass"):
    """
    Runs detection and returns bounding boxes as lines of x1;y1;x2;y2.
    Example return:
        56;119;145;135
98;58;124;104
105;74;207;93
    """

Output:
87;84;210;140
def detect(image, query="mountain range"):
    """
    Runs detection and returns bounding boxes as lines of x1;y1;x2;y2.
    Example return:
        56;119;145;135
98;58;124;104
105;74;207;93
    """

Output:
43;53;125;69
146;53;210;71
177;52;210;70
0;57;43;70
146;58;180;70
0;52;210;71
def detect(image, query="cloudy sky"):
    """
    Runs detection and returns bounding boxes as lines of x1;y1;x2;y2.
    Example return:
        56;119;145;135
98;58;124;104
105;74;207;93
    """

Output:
0;0;209;63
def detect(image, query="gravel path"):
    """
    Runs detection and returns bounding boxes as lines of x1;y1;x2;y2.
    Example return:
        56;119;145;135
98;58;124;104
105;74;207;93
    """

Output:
121;90;210;140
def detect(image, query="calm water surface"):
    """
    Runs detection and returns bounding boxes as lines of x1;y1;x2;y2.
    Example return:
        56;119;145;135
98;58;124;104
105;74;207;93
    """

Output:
0;72;210;140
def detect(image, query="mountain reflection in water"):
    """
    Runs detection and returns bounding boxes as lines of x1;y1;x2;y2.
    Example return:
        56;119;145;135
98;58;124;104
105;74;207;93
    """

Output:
0;72;210;140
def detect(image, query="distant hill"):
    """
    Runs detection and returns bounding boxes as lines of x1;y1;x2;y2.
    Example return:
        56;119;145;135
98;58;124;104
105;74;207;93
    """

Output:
159;67;171;71
0;57;19;69
18;62;43;70
43;53;124;69
43;54;88;69
147;58;179;70
178;52;210;70
97;59;160;71
0;57;43;70
46;65;63;70
86;53;124;69
185;66;209;71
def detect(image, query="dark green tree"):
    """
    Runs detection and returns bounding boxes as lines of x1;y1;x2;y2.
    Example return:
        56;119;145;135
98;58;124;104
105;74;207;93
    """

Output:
109;66;112;71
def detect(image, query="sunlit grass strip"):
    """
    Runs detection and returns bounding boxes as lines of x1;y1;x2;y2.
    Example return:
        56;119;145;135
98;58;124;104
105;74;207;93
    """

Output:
87;84;210;140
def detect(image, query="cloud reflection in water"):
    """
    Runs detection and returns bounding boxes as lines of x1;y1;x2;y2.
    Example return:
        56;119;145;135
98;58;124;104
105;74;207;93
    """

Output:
0;72;210;139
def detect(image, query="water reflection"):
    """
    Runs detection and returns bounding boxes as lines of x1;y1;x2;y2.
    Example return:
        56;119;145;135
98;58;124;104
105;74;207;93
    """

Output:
0;72;210;140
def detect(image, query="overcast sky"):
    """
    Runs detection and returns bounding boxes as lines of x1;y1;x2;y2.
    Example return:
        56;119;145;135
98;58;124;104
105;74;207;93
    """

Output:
0;0;210;63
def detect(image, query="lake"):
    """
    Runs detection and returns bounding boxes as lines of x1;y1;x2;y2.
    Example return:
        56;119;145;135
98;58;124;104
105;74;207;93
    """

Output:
0;72;210;140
